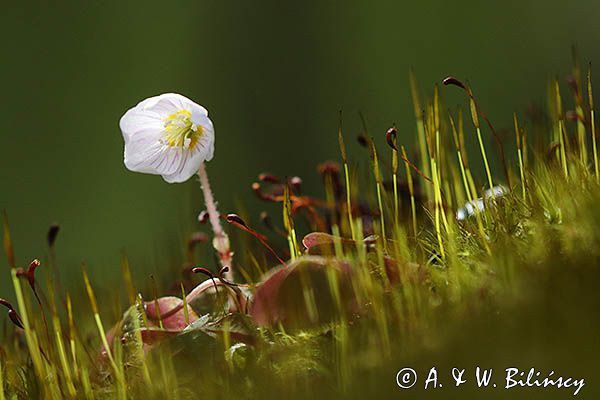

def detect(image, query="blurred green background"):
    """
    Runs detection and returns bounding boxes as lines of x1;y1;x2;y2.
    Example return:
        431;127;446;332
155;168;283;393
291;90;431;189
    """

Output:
1;0;599;289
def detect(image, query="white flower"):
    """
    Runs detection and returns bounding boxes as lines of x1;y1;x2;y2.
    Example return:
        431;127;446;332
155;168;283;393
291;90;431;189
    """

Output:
456;185;508;220
120;93;215;183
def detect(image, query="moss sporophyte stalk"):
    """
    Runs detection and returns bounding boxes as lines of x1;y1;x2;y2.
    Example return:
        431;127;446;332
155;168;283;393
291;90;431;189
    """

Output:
1;60;599;398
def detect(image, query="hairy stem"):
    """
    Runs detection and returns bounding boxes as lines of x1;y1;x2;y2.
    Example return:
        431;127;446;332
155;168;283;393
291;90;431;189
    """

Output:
198;162;233;281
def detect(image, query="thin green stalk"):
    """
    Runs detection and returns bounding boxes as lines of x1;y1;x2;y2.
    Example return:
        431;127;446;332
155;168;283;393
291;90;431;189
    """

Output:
392;144;399;224
466;165;488;221
457;110;470;169
48;283;76;397
331;224;344;257
10;270;45;382
433;89;450;234
150;275;164;329
456;110;492;254
431;159;445;260
324;172;343;247
283;185;299;259
588;64;599;182
359;115;387;250
410;70;432;201
0;358;5;400
457;151;490;254
45;363;63;399
465;170;480;208
338;122;357;240
82;269;125;395
335;322;350;392
376;178;387;251
440;183;449;232
476;125;494;190
66;294;79;382
54;322;76;397
121;255;137;306
450;113;473;203
576;103;587;166
457;152;472;203
572;55;588;166
369;140;387;251
593;110;598;183
343;164;356;240
452;114;489;253
425;107;447;259
401;146;418;238
180;283;190;326
514;114;527;201
559;119;569;178
555;80;569;178
517;150;526;200
223;318;231;369
445;164;455;208
434;85;441;163
477;131;494;190
354;218;367;264
80;366;94;400
470;97;494;191
132;296;152;386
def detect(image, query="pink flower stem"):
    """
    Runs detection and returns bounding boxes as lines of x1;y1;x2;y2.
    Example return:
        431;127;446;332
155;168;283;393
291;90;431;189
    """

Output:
197;162;233;281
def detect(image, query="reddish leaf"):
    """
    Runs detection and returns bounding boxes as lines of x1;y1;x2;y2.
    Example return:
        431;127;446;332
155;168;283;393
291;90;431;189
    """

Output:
248;267;289;326
302;232;377;255
144;296;199;331
101;297;199;358
139;328;181;346
302;232;342;250
250;256;355;330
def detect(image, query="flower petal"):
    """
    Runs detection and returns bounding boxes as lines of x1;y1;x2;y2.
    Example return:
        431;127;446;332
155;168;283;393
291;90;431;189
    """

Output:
195;114;215;161
119;108;163;142
141;93;208;118
161;148;205;183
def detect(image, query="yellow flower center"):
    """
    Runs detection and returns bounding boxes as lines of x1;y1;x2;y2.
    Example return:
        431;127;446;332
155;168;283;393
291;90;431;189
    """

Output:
162;109;203;149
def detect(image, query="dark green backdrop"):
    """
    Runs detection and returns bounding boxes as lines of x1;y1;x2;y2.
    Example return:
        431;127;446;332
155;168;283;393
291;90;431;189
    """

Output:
2;1;599;290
